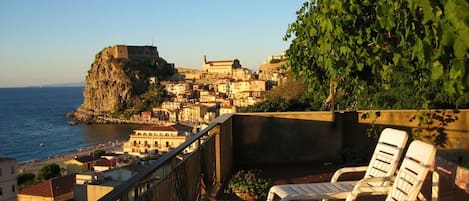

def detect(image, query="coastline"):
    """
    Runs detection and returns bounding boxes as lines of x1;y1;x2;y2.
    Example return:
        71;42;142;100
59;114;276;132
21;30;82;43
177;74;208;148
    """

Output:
18;141;124;175
71;109;162;125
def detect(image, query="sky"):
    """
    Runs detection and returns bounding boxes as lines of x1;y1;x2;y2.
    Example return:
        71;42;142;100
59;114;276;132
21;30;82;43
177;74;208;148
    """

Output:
0;0;304;87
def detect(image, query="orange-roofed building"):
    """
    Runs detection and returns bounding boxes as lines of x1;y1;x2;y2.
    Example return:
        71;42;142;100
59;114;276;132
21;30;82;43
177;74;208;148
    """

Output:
17;174;76;201
123;123;194;157
93;158;117;172
64;155;99;174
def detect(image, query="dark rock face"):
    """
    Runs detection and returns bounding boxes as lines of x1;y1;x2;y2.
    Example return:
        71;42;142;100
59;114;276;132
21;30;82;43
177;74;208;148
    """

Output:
75;45;173;121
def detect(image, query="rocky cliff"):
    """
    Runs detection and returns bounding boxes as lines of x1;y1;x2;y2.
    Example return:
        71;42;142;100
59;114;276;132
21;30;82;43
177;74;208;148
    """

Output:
74;45;173;122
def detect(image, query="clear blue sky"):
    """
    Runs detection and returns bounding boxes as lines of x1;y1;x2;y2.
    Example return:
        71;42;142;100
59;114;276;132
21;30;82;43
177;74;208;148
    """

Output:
0;0;304;87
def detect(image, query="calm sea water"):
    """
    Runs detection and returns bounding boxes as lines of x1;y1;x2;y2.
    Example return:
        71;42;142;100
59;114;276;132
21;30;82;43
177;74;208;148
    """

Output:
0;87;136;163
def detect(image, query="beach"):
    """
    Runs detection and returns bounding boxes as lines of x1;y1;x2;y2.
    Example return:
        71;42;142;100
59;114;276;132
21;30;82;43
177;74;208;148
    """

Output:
18;141;123;175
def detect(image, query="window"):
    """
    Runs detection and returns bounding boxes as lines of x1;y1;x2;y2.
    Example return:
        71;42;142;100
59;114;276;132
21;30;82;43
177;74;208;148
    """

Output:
0;187;3;195
12;184;15;192
0;167;2;176
11;165;14;174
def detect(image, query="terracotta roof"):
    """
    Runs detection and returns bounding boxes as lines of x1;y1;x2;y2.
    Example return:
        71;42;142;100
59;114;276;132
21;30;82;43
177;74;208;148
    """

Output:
74;155;96;163
19;174;76;197
171;123;193;133
95;158;117;168
136;123;193;133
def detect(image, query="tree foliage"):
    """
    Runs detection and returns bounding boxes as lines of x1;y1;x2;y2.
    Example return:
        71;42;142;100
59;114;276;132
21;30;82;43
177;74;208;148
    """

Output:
114;84;173;118
17;173;35;187
241;97;312;112
264;72;307;101
92;149;106;158
286;0;469;110
37;163;61;181
241;71;318;112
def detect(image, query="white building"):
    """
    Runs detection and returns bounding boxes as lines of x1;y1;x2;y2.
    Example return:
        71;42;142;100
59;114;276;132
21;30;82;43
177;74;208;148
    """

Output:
123;123;194;157
202;56;241;74
179;105;208;123
0;158;17;201
217;80;265;95
165;82;191;96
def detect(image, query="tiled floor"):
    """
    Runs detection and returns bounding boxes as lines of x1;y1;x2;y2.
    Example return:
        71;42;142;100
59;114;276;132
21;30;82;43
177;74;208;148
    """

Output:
217;162;469;201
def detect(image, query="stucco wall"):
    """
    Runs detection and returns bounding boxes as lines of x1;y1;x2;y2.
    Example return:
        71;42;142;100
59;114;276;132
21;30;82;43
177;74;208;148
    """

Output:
232;112;342;165
87;185;113;201
231;110;469;165
357;109;469;148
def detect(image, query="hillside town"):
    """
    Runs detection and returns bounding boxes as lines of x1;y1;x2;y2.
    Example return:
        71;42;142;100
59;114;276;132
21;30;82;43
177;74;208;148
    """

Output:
129;52;289;126
2;51;291;201
121;50;289;157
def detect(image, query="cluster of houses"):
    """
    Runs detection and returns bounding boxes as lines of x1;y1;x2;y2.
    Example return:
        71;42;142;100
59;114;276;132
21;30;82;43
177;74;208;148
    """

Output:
134;54;288;125
4;150;170;201
0;54;288;201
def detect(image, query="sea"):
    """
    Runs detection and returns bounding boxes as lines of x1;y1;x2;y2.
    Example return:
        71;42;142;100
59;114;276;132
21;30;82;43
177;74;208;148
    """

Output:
0;87;137;163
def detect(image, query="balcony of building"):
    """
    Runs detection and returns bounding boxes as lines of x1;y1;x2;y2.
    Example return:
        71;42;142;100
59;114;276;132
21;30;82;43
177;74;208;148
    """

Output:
98;110;469;201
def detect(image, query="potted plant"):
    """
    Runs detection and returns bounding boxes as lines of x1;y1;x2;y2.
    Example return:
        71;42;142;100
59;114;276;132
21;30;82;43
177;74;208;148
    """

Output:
225;169;272;201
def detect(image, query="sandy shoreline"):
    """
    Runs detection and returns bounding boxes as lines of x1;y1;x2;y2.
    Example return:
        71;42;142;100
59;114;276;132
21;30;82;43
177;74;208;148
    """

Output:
18;141;124;175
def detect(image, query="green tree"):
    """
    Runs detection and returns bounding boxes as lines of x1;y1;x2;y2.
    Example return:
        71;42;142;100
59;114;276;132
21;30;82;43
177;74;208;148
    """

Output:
17;173;35;187
285;0;469;110
37;163;61;181
92;149;106;158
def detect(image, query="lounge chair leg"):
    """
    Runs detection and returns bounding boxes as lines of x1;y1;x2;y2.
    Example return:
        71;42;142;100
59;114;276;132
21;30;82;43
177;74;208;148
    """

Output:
266;190;275;201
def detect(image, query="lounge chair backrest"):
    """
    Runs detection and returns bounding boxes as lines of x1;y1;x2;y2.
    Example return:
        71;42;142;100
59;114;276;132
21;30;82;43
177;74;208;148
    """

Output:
385;140;436;201
363;128;408;184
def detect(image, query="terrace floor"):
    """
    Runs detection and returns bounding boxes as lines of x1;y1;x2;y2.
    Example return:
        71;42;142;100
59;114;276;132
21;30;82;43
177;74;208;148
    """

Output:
216;162;469;201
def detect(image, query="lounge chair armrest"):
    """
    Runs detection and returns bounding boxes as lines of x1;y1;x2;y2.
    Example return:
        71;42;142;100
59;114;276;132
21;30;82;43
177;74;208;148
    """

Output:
331;166;368;182
345;176;394;201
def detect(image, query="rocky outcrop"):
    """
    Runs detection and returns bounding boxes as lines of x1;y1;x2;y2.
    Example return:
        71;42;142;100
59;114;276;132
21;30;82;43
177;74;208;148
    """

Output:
74;45;173;122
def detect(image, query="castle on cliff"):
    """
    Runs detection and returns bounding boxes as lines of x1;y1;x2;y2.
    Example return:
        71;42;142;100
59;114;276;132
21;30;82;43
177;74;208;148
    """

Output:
104;45;159;60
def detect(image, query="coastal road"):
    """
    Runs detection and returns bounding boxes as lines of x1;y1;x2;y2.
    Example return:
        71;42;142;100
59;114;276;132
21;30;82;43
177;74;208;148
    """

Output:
18;141;123;175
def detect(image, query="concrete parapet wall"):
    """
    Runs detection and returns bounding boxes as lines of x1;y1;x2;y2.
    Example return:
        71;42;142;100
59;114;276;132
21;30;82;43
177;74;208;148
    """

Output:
357;109;469;148
231;110;469;165
232;112;341;165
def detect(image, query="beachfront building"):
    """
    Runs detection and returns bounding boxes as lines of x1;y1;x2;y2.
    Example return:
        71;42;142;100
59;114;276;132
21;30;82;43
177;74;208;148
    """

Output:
93;158;118;172
73;161;176;201
18;174;76;201
0;158;17;201
74;163;144;201
64;155;99;174
123;123;194;157
202;55;241;74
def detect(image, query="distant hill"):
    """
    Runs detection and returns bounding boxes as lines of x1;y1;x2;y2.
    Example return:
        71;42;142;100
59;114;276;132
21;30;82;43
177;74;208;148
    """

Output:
40;82;85;87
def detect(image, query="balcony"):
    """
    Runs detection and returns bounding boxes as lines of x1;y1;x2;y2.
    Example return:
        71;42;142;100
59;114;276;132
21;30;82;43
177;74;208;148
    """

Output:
98;111;469;201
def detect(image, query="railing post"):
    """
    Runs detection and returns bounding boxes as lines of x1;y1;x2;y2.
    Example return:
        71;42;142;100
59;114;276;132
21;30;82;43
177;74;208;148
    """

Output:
212;114;233;185
210;125;222;183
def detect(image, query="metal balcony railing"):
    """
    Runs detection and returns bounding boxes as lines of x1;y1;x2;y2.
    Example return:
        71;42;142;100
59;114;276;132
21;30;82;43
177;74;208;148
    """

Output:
98;114;233;201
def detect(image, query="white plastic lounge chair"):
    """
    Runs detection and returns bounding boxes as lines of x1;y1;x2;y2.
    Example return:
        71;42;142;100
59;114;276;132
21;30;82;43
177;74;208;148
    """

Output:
266;128;409;201
345;140;436;201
